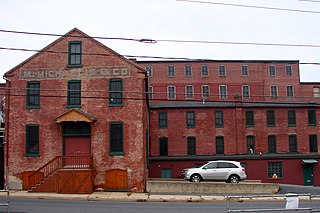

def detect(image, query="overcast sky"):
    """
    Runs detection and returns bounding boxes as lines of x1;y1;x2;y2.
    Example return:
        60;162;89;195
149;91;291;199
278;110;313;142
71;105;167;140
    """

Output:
1;0;320;83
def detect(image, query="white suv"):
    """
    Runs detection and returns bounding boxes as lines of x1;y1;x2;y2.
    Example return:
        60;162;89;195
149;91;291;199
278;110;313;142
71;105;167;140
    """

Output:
181;160;247;183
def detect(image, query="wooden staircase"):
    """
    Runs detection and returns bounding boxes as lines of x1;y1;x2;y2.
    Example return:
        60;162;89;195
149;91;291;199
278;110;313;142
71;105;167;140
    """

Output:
28;156;94;194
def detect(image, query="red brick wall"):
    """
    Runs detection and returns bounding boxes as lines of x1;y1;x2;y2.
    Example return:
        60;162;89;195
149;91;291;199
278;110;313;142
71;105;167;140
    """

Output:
5;29;148;192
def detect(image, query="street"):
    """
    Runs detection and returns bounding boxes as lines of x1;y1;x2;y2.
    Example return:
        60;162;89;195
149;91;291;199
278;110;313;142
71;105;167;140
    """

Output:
0;198;320;213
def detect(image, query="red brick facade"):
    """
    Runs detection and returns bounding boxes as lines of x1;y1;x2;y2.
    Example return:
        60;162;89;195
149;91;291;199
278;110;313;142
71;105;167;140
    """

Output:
138;60;320;186
4;29;148;192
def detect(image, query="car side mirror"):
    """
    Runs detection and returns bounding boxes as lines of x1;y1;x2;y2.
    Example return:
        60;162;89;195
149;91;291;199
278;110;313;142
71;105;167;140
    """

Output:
202;167;207;170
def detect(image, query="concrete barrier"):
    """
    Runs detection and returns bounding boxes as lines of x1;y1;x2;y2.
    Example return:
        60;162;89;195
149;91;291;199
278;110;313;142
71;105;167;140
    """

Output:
147;180;279;194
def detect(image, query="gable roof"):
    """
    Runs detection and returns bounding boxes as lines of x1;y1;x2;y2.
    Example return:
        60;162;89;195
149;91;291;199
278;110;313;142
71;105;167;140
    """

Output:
54;108;96;123
4;28;146;78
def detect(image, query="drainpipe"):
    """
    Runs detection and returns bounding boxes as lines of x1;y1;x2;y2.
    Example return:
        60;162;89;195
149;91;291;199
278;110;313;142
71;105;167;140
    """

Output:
2;76;10;190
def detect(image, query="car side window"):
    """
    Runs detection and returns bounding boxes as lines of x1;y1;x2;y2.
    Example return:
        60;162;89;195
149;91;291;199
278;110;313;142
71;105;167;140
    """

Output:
218;162;238;168
204;162;217;169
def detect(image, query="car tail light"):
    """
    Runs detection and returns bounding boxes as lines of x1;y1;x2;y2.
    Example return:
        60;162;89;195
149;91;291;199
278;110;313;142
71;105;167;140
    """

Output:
242;168;246;173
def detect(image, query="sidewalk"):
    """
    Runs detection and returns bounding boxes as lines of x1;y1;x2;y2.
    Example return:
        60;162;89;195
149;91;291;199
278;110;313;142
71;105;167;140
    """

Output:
1;191;299;202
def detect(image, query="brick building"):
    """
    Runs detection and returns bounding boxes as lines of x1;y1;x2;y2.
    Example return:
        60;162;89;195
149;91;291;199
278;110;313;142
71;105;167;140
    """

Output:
3;28;148;193
138;60;320;186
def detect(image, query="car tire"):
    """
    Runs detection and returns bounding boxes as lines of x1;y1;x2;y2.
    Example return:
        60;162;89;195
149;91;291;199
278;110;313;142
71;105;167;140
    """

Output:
228;175;240;183
190;174;202;182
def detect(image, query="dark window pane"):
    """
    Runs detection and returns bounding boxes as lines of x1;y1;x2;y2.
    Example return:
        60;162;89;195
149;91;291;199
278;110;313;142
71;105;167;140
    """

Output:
246;111;254;127
308;110;316;126
289;135;297;153
309;135;318;153
288;110;296;126
216;136;224;154
186;111;195;127
267;110;275;127
268;135;276;153
187;137;196;155
158;112;167;128
69;42;82;66
26;125;39;156
215;111;224;128
27;82;40;107
268;162;282;178
110;123;123;153
159;137;168;156
109;79;123;105
68;81;81;106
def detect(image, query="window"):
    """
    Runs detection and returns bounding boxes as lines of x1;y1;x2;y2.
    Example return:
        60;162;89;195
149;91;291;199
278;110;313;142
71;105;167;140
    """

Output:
286;65;292;76
201;65;209;76
268;162;283;178
186;111;195;128
148;86;153;100
26;81;40;108
288;110;296;126
313;87;320;98
242;85;250;98
219;85;227;99
308;110;316;126
201;85;210;99
167;86;176;100
309;135;318;153
158;112;168;128
109;122;124;155
68;41;82;67
0;132;3;144
185;65;192;77
268;135;277;153
159;137;168;156
187;137;196;155
215;110;224;128
289;135;297;153
216;136;224;154
286;85;294;98
145;66;153;77
26;124;39;157
219;65;226;76
168;65;175;77
269;65;276;76
109;79;123;105
270;85;278;98
241;65;248;76
185;85;194;99
67;80;81;107
246;110;254;127
247;135;255;154
267;110;275;127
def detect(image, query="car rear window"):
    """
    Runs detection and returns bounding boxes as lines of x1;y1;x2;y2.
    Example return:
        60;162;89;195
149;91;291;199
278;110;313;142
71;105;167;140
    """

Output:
217;162;238;168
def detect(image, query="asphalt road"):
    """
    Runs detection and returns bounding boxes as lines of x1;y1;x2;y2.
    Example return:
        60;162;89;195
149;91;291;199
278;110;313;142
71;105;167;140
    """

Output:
0;198;319;213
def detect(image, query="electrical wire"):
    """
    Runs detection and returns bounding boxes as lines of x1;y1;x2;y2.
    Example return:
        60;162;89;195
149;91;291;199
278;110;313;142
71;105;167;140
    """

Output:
1;46;320;65
176;0;320;14
2;29;320;49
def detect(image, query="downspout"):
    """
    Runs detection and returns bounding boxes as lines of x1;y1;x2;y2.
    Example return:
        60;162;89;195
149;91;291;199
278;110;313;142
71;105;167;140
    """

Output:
144;73;150;192
3;76;10;190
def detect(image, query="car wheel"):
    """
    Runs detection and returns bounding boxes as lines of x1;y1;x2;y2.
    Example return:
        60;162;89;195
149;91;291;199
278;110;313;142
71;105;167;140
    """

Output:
228;175;240;183
190;174;202;182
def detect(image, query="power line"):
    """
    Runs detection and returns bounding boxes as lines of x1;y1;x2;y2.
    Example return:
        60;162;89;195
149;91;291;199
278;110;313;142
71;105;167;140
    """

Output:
0;29;157;44
176;0;320;14
2;29;320;49
1;46;320;65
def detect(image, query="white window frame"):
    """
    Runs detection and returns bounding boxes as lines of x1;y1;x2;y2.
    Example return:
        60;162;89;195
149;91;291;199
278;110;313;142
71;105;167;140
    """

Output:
286;65;292;76
286;85;294;98
185;85;194;99
185;65;192;77
269;65;276;77
241;65;249;76
218;65;226;76
201;85;210;99
242;85;250;99
167;85;176;100
313;87;320;98
201;65;209;77
270;85;278;98
168;65;175;77
219;85;227;99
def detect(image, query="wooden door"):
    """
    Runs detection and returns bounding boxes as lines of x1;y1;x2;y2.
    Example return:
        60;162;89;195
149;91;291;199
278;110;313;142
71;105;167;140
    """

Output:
105;169;128;191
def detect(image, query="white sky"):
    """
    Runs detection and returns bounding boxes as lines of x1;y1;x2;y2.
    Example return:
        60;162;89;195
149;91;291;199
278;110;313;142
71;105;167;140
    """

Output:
1;0;320;83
